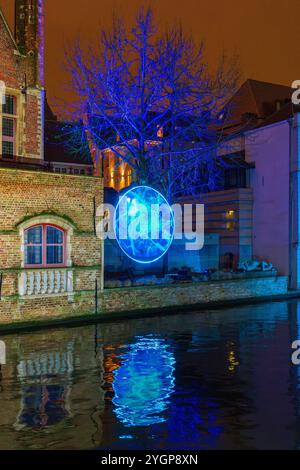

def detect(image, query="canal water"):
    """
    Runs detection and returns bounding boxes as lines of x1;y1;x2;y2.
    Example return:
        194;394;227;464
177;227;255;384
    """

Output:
1;300;300;450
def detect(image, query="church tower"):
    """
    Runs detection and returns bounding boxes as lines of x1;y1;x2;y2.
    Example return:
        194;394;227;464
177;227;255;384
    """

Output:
15;0;44;88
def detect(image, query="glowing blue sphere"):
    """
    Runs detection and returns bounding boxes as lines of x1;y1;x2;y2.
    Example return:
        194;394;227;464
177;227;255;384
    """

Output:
112;336;175;427
114;186;174;264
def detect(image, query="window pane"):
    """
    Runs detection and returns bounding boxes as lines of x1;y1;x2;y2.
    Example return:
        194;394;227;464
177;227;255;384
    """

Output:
2;95;14;115
25;226;42;244
46;226;63;244
2;117;14;137
25;245;42;265
2;141;14;158
47;246;63;265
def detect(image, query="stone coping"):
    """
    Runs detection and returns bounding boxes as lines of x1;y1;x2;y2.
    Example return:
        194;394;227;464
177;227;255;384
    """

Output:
0;166;103;181
103;273;281;292
0;265;101;273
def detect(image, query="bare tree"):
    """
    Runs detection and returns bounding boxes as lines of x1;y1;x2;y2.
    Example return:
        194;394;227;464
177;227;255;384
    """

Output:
64;8;240;201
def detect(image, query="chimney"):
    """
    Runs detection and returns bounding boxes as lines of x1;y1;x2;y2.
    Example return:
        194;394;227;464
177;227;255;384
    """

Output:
15;0;45;88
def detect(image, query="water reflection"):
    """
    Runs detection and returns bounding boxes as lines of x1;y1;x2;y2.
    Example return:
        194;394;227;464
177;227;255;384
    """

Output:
17;384;69;429
112;336;175;427
0;365;4;397
167;397;223;449
0;300;300;449
15;344;75;430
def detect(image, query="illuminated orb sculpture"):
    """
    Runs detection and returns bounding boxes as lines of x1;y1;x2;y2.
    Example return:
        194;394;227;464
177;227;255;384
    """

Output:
114;185;174;264
112;336;175;427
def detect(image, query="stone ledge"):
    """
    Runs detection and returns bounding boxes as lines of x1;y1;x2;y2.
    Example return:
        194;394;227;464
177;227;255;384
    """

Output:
103;274;284;292
0;265;101;274
0;288;298;335
0;166;103;184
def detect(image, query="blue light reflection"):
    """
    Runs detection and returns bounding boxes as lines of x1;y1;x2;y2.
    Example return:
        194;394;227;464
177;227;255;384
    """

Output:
112;336;175;427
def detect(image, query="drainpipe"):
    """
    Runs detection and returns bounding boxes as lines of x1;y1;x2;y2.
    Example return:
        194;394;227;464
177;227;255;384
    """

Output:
100;237;105;293
289;113;300;290
289;117;293;289
40;89;45;161
0;273;2;301
93;195;104;315
100;169;105;296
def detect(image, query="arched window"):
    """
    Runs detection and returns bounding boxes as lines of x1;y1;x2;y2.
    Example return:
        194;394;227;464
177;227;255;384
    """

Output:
24;224;66;267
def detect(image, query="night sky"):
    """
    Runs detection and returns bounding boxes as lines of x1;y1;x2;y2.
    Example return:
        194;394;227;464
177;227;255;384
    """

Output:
1;0;299;116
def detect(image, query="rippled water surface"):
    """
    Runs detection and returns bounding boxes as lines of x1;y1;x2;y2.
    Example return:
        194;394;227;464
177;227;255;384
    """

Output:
1;300;300;450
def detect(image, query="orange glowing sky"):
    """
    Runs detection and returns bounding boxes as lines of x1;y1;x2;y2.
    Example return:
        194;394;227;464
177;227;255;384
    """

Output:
1;0;299;116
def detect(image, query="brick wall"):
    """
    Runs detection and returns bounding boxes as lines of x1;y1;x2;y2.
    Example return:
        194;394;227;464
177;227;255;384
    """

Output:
0;8;43;160
0;166;288;328
0;169;288;327
101;275;288;314
0;168;103;323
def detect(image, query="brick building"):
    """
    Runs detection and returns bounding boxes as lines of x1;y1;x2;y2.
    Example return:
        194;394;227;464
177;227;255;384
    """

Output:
0;1;103;323
0;0;44;162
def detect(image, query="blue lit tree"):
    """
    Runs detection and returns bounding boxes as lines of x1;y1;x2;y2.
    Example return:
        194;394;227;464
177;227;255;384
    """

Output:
64;8;241;201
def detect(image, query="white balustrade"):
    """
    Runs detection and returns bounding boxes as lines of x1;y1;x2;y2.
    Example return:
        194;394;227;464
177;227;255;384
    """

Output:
19;269;73;297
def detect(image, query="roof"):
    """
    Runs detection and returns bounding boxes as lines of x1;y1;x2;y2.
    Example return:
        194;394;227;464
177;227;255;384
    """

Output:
45;120;93;165
44;94;93;165
256;102;300;128
44;119;93;167
0;6;19;52
222;79;293;132
245;79;291;116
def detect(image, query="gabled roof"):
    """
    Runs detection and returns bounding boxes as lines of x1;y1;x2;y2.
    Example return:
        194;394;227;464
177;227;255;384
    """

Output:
246;79;292;117
257;102;300;128
0;6;19;52
44;97;93;165
44;118;93;165
224;79;292;126
220;79;294;135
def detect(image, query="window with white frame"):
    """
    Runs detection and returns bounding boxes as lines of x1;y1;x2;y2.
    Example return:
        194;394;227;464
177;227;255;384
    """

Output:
1;94;17;159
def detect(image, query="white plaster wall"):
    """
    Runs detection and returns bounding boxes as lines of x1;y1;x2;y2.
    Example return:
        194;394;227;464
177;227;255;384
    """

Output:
245;121;290;275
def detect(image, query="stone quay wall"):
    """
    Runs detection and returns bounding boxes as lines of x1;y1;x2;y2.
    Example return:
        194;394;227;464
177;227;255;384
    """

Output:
101;275;288;314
